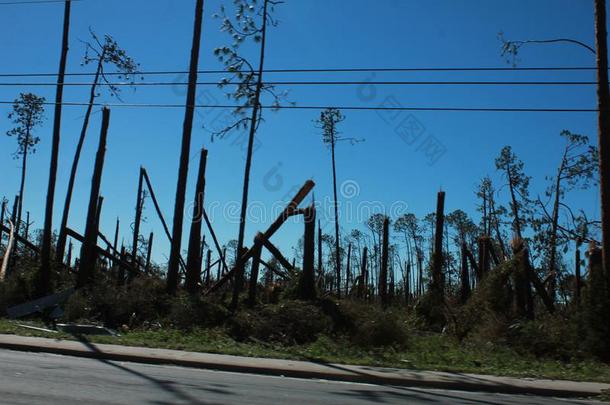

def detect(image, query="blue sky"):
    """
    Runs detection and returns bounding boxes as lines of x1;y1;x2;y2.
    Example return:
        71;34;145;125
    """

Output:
0;0;601;265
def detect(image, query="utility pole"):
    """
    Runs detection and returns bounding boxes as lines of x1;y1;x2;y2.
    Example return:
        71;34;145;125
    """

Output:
594;0;610;290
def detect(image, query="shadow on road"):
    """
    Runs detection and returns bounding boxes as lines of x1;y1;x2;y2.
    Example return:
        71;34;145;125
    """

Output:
69;334;232;404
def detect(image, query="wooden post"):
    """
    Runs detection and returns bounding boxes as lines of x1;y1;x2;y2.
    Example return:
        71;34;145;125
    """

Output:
185;149;208;293
131;167;144;270
431;191;445;293
145;232;154;274
298;205;316;300
77;107;110;288
379;217;389;307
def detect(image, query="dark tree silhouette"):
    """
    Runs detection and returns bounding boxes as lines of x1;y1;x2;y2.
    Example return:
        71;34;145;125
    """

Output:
315;108;361;297
535;130;598;300
6;93;45;236
56;29;141;262
495;146;531;240
167;0;205;294
38;0;71;297
212;0;287;308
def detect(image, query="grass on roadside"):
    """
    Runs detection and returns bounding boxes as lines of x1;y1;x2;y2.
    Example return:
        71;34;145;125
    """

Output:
1;318;609;384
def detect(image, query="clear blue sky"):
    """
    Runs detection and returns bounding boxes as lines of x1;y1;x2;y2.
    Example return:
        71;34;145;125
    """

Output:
0;0;601;265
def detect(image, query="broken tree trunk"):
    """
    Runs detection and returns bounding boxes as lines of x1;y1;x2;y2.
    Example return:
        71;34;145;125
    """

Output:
345;242;352;296
512;238;554;314
477;236;490;281
141;168;187;272
205;249;212;286
317;220;323;288
298;205;317;300
594;0;610;295
202;208;229;278
431;191;445;293
207;180;315;296
575;240;582;307
247;237;263;307
460;242;471;304
113;217;119;266
145;232;154;274
359;246;368;299
185;149;208;293
260;235;294;273
512;238;532;319
167;0;205;294
131;167;144;270
77;107;110;288
66;241;73;268
39;0;71;297
379;217;389;307
0;199;6;247
0;218;15;281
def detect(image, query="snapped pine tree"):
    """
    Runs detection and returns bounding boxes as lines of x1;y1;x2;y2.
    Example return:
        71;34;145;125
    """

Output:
39;0;71;297
77;107;110;288
167;0;205;294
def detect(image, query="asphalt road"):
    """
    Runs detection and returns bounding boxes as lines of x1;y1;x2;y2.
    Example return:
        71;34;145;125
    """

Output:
0;349;603;404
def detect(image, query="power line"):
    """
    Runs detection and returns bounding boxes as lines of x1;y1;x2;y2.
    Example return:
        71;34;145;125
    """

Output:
0;66;602;78
0;0;83;5
0;80;600;87
0;100;597;113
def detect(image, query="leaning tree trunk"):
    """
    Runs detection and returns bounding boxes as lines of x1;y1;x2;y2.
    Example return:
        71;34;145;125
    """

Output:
131;167;145;270
56;55;105;262
16;135;29;237
547;157;566;303
185;149;208;293
232;0;270;309
38;0;71;296
167;0;205;294
77;107;110;288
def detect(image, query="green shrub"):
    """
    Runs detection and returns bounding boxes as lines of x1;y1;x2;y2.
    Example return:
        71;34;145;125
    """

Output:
230;300;332;345
352;307;409;349
167;293;229;330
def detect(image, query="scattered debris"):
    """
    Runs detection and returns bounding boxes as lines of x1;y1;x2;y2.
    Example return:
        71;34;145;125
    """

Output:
56;323;118;337
6;288;75;319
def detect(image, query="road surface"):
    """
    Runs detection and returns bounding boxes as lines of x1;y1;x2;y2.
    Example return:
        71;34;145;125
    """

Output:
0;349;603;404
